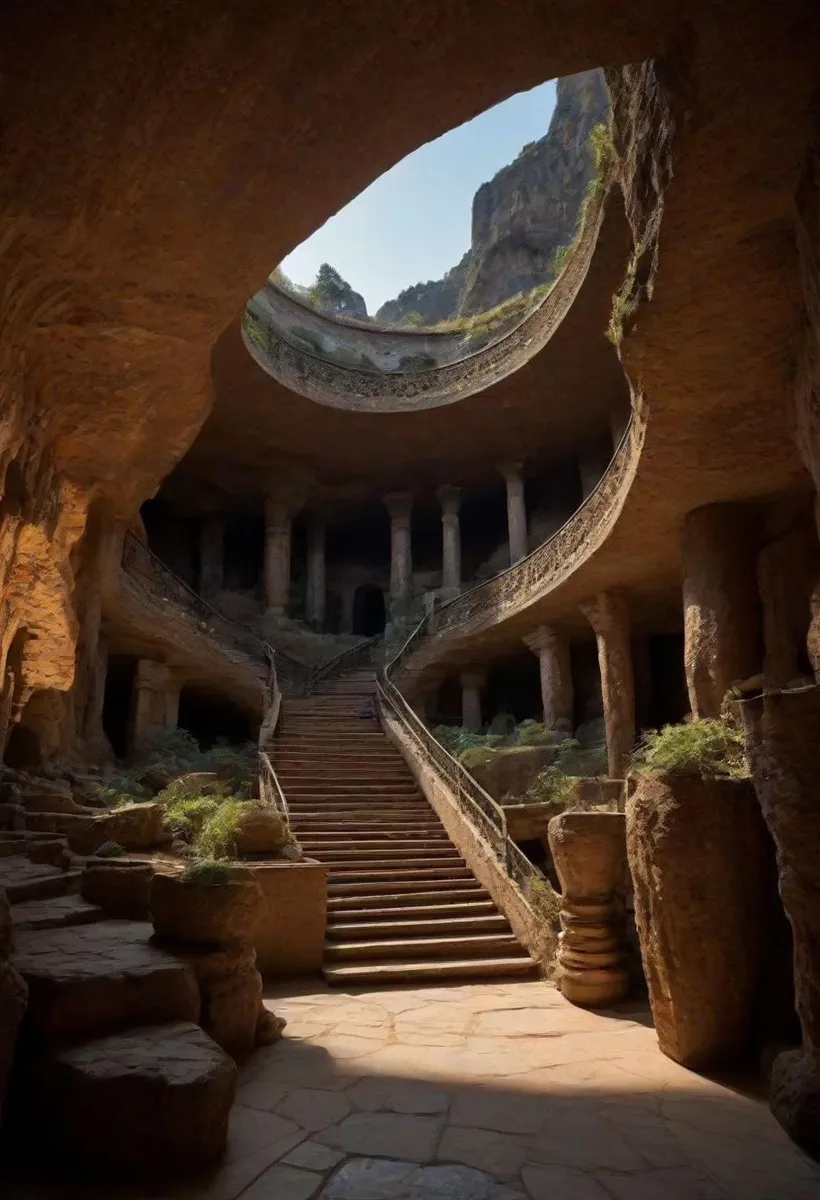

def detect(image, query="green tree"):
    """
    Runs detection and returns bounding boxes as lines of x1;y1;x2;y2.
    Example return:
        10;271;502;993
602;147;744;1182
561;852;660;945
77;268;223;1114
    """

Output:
401;310;426;328
309;263;350;309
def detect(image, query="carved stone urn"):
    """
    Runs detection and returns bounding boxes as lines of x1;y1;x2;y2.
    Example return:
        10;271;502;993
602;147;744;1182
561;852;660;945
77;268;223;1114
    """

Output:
738;684;820;1157
547;811;629;1008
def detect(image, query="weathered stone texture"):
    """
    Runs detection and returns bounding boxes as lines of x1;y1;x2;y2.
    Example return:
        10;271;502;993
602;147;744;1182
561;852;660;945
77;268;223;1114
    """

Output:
150;873;262;947
682;504;763;717
253;861;328;979
626;773;769;1069
739;685;820;1155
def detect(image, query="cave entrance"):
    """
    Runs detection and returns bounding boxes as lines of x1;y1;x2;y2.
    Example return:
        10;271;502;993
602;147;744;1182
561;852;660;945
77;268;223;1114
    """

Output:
102;655;138;759
177;686;253;749
352;584;386;637
645;634;688;729
4;722;41;769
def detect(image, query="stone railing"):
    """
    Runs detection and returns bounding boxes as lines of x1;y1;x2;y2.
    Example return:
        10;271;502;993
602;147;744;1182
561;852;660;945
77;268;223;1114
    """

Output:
119;532;310;692
242;181;609;413
258;644;290;821
406;411;644;652
306;635;382;693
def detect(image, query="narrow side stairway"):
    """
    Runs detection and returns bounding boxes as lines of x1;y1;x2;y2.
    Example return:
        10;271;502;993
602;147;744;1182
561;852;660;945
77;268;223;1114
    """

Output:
273;669;537;986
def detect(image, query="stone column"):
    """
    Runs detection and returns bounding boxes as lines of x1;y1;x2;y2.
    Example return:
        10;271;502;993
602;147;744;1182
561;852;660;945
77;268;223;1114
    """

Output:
199;515;224;598
500;463;527;564
682;503;762;717
385;492;413;605
548;812;630;1008
306;514;326;630
523;625;574;733
580;592;635;777
264;494;295;618
128;661;180;757
84;638;109;758
437;486;462;596
578;436;613;500
460;668;487;733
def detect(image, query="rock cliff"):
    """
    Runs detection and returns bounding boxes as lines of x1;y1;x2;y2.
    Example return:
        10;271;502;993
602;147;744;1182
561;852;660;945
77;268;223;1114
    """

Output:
376;69;609;325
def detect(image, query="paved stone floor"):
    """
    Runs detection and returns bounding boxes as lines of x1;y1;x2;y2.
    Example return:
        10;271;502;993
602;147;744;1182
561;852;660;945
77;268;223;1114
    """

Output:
4;978;820;1198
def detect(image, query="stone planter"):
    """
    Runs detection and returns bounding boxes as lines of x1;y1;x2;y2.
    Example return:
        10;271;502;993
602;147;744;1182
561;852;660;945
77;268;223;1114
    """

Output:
547;812;629;1007
626;771;768;1069
150;871;262;946
738;684;820;1155
248;860;328;978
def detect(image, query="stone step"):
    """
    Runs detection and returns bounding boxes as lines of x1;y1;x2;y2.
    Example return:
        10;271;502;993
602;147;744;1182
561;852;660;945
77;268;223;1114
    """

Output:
30;1021;236;1172
327;913;510;939
288;822;444;835
295;832;447;845
324;932;522;962
282;783;420;794
0;858;80;904
305;849;462;866
329;899;498;920
277;772;414;784
326;865;471;884
323;956;539;986
11;893;106;932
14;919;200;1042
327;878;485;898
326;883;489;902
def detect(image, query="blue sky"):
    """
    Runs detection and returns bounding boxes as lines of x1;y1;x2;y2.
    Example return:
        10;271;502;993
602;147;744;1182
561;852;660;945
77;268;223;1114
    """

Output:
280;80;557;315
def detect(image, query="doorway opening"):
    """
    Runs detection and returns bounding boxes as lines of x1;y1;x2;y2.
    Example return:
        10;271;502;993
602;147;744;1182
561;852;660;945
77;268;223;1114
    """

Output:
102;655;138;759
353;584;386;637
177;686;253;749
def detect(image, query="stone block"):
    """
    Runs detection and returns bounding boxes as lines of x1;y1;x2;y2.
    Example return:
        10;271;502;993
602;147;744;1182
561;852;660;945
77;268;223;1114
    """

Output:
626;772;768;1067
151;872;262;946
251;860;328;978
81;862;153;920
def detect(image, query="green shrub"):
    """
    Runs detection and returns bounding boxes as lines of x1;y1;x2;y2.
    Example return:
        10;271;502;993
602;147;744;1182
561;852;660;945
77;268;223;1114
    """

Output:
95;840;125;858
194;799;248;860
88;775;151;808
632;718;748;778
524;768;577;806
588;121;615;176
553;738;608;778
457;745;498;772
179;859;237;886
517;720;550;746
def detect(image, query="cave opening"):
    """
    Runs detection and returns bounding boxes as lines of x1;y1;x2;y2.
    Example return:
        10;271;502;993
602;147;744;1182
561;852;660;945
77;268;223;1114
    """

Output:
224;514;264;592
645;634;689;730
4;722;41;769
177;686;253;749
102;655;138;759
352;584;386;637
0;459;27;523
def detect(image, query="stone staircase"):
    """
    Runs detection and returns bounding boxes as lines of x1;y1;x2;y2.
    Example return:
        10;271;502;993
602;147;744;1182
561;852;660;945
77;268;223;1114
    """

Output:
275;669;537;985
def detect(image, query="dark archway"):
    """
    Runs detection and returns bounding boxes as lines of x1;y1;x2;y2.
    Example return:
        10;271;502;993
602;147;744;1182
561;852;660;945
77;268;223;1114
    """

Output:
177;686;253;749
0;459;27;523
102;655;138;759
352;584;386;637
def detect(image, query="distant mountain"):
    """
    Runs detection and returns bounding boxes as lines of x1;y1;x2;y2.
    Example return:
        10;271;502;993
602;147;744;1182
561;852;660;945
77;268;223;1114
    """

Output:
376;69;609;326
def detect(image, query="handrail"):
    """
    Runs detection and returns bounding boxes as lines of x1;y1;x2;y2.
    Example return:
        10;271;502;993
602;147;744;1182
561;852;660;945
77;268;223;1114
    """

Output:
307;635;382;693
120;531;311;691
414;411;641;646
257;642;290;822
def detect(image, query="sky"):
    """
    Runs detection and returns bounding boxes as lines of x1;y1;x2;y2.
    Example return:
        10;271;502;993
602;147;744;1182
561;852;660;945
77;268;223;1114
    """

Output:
280;80;557;315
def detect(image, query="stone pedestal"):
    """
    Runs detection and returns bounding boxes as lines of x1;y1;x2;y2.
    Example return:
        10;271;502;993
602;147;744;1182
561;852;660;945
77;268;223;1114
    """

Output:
523;625;573;732
738;685;820;1154
128;661;179;757
437;486;461;594
626;771;769;1069
306;513;326;629
460;668;486;733
547;812;629;1008
500;463;528;564
580;592;635;777
199;514;224;598
251;860;328;979
385;492;413;604
682;503;762;716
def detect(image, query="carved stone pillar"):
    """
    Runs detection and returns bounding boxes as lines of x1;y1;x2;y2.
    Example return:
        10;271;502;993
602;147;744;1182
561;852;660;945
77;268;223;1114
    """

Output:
199;515;224;598
385;492;413;605
129;661;180;757
460;668;487;733
499;463;527;564
548;812;630;1008
437;486;461;596
523;625;573;732
264;494;295;618
682;503;762;716
580;592;635;777
306;514;326;630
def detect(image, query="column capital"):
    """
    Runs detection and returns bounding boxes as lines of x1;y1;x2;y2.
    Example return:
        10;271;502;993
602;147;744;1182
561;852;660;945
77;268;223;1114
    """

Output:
498;461;524;485
460;666;488;689
580;590;630;637
384;491;413;524
436;485;461;517
523;624;564;655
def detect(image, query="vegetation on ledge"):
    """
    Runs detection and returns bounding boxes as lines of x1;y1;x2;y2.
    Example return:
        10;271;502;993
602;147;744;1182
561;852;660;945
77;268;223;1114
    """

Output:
631;717;749;779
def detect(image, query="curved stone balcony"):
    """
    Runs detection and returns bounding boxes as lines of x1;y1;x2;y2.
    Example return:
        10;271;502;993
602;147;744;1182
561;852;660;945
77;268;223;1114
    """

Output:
241;184;608;413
